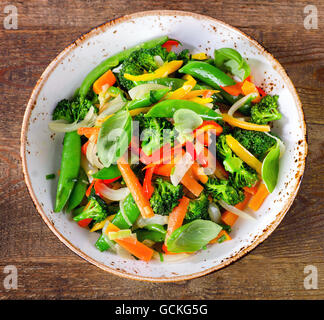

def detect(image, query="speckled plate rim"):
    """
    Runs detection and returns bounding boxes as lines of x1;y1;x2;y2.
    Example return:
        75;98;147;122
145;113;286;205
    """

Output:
20;10;307;282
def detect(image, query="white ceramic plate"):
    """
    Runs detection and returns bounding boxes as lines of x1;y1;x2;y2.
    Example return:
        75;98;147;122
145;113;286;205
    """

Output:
21;10;307;282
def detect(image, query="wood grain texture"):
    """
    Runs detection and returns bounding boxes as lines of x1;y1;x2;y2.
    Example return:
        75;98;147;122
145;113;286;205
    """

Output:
0;0;323;300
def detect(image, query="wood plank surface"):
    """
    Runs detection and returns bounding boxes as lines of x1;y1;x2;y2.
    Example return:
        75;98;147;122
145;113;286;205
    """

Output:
0;0;323;300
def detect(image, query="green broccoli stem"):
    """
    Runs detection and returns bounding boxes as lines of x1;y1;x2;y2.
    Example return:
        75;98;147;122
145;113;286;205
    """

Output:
79;36;169;99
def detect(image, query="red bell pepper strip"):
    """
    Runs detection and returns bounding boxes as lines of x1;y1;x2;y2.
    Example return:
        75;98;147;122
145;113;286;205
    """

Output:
85;179;96;197
81;140;90;156
162;40;179;52
143;165;156;199
78;218;92;228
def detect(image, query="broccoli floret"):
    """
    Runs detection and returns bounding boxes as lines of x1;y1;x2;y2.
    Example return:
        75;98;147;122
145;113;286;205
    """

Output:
233;128;277;160
216;134;258;188
229;163;258;189
73;197;108;223
150;178;183;215
135;113;174;156
185;192;209;222
205;177;245;206
52;96;96;123
177;49;191;64
250;95;282;124
118;45;176;91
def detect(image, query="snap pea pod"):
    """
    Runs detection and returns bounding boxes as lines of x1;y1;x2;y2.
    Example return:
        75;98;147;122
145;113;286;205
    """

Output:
145;99;222;121
66;167;88;212
136;230;166;242
179;61;238;104
79;36;169;99
92;165;121;180
54;131;81;212
126;88;170;110
95;193;141;251
135;78;210;91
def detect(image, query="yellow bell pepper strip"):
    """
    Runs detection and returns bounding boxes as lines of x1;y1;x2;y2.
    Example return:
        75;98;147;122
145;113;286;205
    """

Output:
187;97;213;105
90;214;116;232
167;74;196;100
129;107;152;117
222;113;270;132
123;60;183;82
192;52;208;60
107;229;132;240
225;135;263;175
183;89;218;99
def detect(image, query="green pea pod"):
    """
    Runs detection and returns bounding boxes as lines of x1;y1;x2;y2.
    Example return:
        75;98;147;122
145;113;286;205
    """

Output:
145;99;222;121
126;88;170;110
72;206;85;217
112;194;141;229
144;224;167;235
179;61;238;104
136;230;165;242
66;167;88;212
136;78;211;91
95;194;141;251
79;36;169;99
92;165;121;180
54;131;81;212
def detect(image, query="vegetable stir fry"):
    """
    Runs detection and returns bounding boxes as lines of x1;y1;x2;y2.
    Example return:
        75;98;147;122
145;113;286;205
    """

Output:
49;37;284;262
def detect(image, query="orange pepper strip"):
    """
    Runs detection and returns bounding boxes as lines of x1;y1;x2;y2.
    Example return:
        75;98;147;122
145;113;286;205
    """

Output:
191;162;208;184
221;191;252;227
248;182;270;211
241;80;261;103
117;158;155;218
181;169;204;197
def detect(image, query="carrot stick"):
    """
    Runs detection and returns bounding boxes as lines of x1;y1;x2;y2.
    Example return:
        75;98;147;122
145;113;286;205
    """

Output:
181;170;204;197
165;196;190;240
191;162;208;184
248;182;270;211
117;158;155;218
77;127;100;142
105;223;153;262
214;159;229;180
209;230;232;244
154;164;174;176
93;70;116;94
221;192;252;227
243;182;259;195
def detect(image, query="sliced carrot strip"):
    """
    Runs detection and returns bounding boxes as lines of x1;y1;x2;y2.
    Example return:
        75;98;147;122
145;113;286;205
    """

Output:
209;230;232;244
248;182;270;211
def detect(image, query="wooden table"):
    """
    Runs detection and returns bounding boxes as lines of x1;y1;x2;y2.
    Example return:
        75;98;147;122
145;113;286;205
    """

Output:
0;0;323;300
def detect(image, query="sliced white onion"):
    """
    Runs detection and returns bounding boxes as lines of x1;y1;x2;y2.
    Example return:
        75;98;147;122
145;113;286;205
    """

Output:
48;106;97;133
119;198;133;227
205;102;214;109
98;94;126;117
264;132;285;158
228;93;258;117
152;251;190;262
86;135;104;169
99;183;130;202
80;154;97;182
154;55;164;67
170;152;194;186
128;83;168;100
218;200;256;220
208;202;222;223
135;214;169;229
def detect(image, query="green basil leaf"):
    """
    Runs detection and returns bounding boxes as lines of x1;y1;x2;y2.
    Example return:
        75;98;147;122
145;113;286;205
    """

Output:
166;219;222;253
261;142;280;193
97;109;132;167
214;48;250;81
